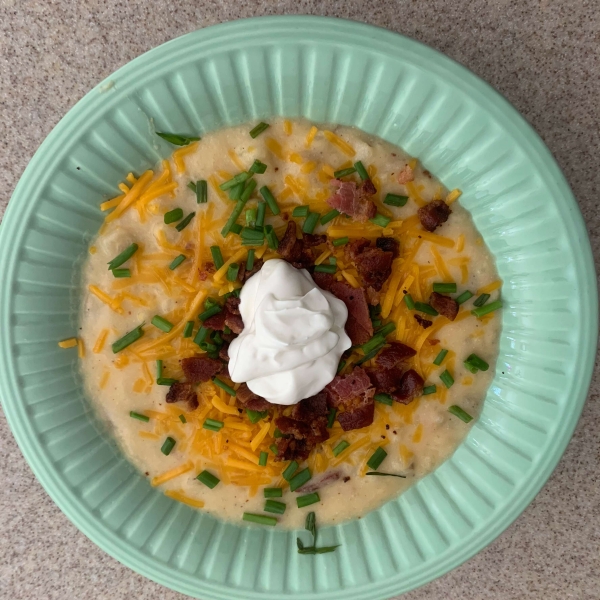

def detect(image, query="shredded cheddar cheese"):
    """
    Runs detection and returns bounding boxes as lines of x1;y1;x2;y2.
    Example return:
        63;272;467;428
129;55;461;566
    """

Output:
58;338;78;349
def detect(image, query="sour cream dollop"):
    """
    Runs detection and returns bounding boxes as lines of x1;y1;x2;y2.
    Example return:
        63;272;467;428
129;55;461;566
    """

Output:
228;259;351;405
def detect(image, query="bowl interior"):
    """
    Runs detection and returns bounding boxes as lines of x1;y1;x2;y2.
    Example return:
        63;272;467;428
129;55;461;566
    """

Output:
0;16;596;600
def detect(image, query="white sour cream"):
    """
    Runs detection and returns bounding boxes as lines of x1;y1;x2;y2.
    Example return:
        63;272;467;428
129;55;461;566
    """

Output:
228;259;351;405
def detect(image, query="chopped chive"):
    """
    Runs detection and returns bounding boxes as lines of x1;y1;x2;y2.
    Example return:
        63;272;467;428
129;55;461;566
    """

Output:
240;179;257;203
203;418;224;432
433;349;448;366
222;199;248;237
455;290;474;305
303;212;320;234
156;359;163;379
179;414;187;424
369;213;391;228
196;179;207;204
292;205;310;217
270;443;278;455
372;319;382;327
175;212;195;232
111;268;131;278
169;254;186;270
193;326;210;346
265;225;279;249
156;377;178;386
249;122;270;138
320;209;340;225
433;282;457;294
249;159;267;174
422;385;437;395
336;360;346;374
327;408;337;428
464;361;479;374
282;461;299;481
374;393;393;406
240;227;265;241
220;171;251;191
197;470;220;488
273;428;282;438
187;181;197;192
245;207;257;227
243;512;277;526
473;293;491;307
264;487;282;498
259;451;268;467
440;369;455;388
107;243;138;270
246;408;267;423
414;302;439;316
151;315;174;333
356;344;385;365
448;405;473;423
354;161;369;180
210;246;224;270
199;304;221;321
259;185;280;215
471;300;503;318
333;167;357;178
289;468;311;492
155;132;199;146
366;447;387;470
246;249;255;271
332;440;350;457
305;511;316;540
365;472;407;478
213;377;236;397
297;492;320;508
362;325;395;354
314;264;336;274
130;411;149;422
384;193;409;207
164;208;183;224
370;304;382;316
161;436;176;456
404;293;415;309
229;181;245;201
376;320;396;335
464;353;490;372
264;499;286;514
112;323;144;353
227;263;240;282
297;543;340;554
332;236;349;247
256;202;266;227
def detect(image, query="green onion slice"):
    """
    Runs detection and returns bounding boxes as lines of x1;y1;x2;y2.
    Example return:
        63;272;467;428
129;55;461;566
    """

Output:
369;213;391;228
164;208;183;224
320;209;340;225
433;282;457;294
243;512;277;526
107;243;138;270
249;159;267;174
314;264;336;274
374;393;393;406
259;186;280;215
332;441;350;457
169;254;186;270
440;370;455;388
227;263;240;282
259;451;268;467
161;436;176;456
197;470;220;488
282;461;299;481
196;179;208;204
210;245;224;269
264;487;282;498
464;353;489;372
156;132;199;146
332;236;349;247
422;385;437;395
297;492;320;508
327;408;337;428
179;414;187;424
292;205;310;217
455;290;474;305
404;293;415;310
471;301;503;318
333;167;356;178
354;161;369;180
151;315;174;333
384;193;408;207
264;499;286;514
175;212;195;232
303;212;320;234
112;323;144;353
448;405;473;423
473;293;491;307
366;447;387;470
289;468;311;492
220;171;251;191
249;122;270;138
213;377;236;397
256;202;266;227
433;349;448;366
414;302;439;316
130;411;149;422
111;268;131;278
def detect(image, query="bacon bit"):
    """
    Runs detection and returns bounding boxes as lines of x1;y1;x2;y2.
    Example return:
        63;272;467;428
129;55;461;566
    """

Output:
326;179;377;223
199;261;215;281
345;238;393;291
203;311;227;330
366;366;404;393
329;281;373;344
181;356;223;382
312;271;335;292
397;164;414;184
414;314;433;329
337;394;375;431
277;221;315;268
376;236;399;258
417;200;452;232
376;341;417;369
392;370;424;404
325;366;374;408
429;292;459;321
166;383;199;410
236;383;271;411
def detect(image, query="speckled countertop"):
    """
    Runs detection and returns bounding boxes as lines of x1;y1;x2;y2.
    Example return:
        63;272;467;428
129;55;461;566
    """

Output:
1;1;599;599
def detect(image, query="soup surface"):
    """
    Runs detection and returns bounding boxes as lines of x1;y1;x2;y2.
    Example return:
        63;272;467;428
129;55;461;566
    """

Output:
79;118;501;529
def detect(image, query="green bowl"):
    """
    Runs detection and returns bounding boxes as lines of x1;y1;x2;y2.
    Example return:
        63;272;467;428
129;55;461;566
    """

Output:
0;16;596;600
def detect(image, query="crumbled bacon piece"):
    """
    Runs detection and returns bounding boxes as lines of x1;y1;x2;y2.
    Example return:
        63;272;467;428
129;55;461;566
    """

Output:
181;356;223;383
276;416;312;440
376;237;399;258
337;395;375;431
429;292;459;321
414;314;433;329
235;383;271;411
366;366;404;393
274;437;310;462
224;312;244;334
238;257;263;283
303;233;327;247
329;281;373;344
166;383;198;410
219;344;229;362
312;271;334;292
417;200;451;232
392;370;424;404
397;164;414;184
376;341;417;369
202;300;245;334
198;261;215;281
326;180;377;223
225;296;241;315
202;311;227;330
290;392;329;421
277;221;314;268
344;238;393;291
325;366;373;408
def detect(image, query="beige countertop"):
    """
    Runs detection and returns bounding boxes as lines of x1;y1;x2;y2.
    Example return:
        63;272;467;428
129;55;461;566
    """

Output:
1;1;599;599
